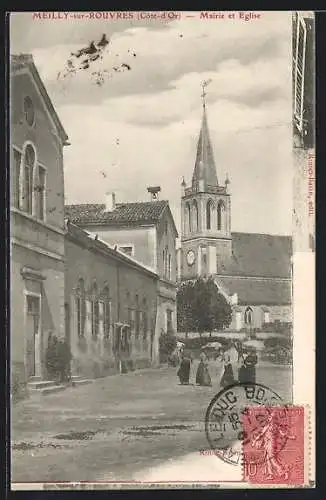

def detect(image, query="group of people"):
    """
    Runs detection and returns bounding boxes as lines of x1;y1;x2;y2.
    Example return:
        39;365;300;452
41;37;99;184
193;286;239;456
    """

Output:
177;341;258;387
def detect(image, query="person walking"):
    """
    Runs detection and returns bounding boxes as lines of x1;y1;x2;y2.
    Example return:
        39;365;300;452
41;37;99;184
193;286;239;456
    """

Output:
238;349;258;384
220;350;235;388
177;352;191;385
196;352;212;386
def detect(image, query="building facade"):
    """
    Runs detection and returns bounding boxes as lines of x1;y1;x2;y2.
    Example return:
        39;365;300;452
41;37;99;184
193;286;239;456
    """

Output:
65;194;178;354
65;222;158;378
179;98;292;332
10;54;69;389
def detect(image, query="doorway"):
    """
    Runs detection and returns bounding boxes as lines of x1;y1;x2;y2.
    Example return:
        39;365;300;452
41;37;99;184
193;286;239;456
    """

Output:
26;294;41;378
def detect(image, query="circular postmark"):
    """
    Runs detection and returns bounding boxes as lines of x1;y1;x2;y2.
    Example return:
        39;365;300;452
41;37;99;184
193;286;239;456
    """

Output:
205;382;288;466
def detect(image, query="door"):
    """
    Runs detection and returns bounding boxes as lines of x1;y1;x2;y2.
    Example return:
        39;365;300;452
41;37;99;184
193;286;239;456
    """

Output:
26;295;41;377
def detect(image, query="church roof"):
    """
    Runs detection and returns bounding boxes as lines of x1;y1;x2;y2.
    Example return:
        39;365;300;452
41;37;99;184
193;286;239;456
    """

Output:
192;104;219;189
217;276;292;306
220;232;292;279
215;232;292;306
65;200;178;235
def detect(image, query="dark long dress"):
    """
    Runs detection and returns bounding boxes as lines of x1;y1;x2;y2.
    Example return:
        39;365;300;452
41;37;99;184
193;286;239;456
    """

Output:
196;361;212;386
238;354;257;384
220;363;235;388
177;358;191;384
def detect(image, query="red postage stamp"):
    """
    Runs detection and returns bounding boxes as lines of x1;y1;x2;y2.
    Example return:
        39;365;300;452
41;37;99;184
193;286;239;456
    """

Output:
242;406;304;485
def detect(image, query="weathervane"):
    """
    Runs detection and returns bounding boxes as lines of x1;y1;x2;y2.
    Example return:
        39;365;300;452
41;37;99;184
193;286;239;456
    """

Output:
201;79;212;108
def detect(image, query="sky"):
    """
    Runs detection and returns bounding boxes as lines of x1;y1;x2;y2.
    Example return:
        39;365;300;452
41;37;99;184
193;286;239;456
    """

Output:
10;11;294;237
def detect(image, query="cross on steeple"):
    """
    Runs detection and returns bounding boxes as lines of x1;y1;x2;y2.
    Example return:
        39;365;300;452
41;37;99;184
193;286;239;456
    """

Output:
201;79;212;108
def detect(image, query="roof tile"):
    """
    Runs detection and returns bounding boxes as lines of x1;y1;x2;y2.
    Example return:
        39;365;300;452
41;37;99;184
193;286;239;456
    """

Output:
65;201;169;226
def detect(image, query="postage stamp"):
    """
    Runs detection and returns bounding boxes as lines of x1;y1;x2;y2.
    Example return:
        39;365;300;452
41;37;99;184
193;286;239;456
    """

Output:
8;10;315;490
242;406;304;485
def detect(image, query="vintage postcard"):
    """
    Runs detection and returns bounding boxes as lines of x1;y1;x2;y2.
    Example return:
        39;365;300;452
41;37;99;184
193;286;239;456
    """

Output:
9;10;315;489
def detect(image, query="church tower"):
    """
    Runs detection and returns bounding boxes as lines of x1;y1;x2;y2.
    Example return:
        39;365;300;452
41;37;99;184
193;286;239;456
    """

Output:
180;83;232;280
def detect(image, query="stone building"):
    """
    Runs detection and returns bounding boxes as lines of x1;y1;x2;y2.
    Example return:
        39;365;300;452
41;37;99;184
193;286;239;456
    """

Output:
65;192;178;340
64;221;159;377
10;54;69;389
178;97;292;332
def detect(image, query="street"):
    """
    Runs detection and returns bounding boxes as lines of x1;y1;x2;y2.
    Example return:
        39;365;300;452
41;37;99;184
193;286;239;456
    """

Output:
12;361;292;484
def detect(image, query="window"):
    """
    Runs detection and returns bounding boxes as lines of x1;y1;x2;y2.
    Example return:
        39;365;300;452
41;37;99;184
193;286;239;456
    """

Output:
90;282;99;339
23;145;35;214
142;298;148;339
263;311;270;324
135;295;140;339
76;278;86;338
103;286;111;339
206;200;213;230
24;96;35;126
12;149;21;209
119;245;133;257
163;246;170;279
217;201;225;230
36;166;46;220
143;310;148;339
192;200;198;232
166;310;173;334
201;247;207;274
186;202;191;233
165;221;168;235
168;254;172;280
244;307;253;326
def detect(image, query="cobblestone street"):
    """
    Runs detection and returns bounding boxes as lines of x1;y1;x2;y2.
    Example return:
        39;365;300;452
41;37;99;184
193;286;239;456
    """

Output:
11;361;292;484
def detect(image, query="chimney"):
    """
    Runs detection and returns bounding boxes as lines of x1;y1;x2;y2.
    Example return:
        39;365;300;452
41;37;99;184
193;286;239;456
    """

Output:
105;192;116;212
147;186;161;201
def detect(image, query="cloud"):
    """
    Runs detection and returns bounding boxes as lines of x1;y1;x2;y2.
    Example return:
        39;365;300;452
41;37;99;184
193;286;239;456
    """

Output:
12;11;291;107
11;11;293;236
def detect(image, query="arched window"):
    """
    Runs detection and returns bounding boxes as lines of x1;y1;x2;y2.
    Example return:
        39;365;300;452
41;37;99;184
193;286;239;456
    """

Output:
23;144;36;214
12;148;22;209
168;253;172;280
102;285;111;339
125;291;131;328
217;201;225;231
192;200;199;232
142;297;148;340
186;202;192;234
135;295;140;339
163;245;169;279
76;278;86;338
244;307;253;326
206;200;214;230
90;281;99;339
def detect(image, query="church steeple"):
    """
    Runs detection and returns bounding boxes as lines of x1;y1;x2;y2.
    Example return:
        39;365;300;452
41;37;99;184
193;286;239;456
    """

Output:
192;81;218;190
180;80;232;281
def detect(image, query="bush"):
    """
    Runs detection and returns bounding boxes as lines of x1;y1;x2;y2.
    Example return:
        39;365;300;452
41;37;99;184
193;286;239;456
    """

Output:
264;336;292;350
159;330;177;363
46;336;72;382
261;321;292;334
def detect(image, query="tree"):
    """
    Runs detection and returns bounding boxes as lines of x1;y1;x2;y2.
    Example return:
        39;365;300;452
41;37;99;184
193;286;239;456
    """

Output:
177;277;232;336
159;330;177;363
177;281;195;338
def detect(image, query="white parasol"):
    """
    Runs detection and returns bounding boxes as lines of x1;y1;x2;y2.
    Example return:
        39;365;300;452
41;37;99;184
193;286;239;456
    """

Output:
242;339;265;351
202;342;223;350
